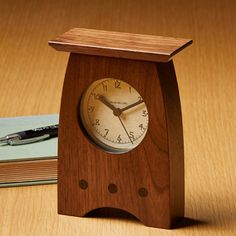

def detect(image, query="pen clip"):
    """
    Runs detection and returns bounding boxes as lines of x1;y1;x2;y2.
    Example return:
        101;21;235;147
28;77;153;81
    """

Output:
8;134;50;145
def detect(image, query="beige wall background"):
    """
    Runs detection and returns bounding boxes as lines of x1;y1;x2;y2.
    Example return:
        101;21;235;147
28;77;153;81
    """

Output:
0;0;235;235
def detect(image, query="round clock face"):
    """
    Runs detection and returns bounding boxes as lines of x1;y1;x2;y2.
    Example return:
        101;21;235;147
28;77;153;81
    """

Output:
79;78;149;154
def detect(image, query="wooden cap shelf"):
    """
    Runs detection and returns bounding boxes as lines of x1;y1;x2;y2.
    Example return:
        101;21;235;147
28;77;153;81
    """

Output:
49;28;192;62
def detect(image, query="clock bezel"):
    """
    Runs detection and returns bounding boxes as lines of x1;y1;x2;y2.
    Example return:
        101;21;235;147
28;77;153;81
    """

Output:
79;78;149;154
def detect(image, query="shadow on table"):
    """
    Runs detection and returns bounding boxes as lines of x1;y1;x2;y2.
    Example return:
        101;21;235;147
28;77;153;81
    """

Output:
174;217;207;229
85;207;208;228
85;207;138;224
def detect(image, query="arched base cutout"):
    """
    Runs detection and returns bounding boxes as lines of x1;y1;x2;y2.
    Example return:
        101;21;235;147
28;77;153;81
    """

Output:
85;207;139;223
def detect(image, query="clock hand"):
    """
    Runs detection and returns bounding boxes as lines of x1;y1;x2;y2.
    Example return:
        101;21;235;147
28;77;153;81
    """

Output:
98;95;123;116
117;116;133;144
115;99;144;144
98;94;133;143
98;95;117;111
120;99;144;113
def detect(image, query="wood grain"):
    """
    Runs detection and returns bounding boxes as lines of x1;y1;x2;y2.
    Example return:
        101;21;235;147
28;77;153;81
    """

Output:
0;0;235;235
157;61;185;224
49;28;192;62
57;53;184;228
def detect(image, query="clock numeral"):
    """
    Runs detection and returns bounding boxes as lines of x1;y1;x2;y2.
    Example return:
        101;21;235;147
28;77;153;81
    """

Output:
94;119;100;126
91;93;99;100
117;134;122;143
102;83;107;92
114;80;121;88
142;110;148;117
129;131;135;141
88;106;95;112
138;96;142;101
139;124;146;131
129;87;132;93
104;128;109;137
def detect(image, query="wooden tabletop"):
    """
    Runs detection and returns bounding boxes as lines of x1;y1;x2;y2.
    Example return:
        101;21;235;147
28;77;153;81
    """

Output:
0;0;235;235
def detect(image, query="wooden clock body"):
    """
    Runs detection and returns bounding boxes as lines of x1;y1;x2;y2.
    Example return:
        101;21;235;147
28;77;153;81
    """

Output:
49;28;192;229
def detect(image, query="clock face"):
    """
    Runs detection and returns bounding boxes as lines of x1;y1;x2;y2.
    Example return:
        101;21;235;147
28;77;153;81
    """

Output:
79;78;149;153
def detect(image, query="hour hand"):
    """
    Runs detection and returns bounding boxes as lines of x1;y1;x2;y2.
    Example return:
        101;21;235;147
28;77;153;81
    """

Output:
98;95;116;111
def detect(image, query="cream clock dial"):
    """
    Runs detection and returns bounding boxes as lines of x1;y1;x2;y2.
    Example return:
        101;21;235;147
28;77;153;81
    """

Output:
80;78;149;153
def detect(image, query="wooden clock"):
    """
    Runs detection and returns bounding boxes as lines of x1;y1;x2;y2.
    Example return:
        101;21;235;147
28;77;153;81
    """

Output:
49;28;192;229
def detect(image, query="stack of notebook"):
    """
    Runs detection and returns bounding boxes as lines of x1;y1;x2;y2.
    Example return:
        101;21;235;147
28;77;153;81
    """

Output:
0;114;58;187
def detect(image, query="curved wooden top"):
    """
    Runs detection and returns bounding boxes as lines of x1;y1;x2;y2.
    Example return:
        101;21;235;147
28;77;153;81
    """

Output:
49;28;192;62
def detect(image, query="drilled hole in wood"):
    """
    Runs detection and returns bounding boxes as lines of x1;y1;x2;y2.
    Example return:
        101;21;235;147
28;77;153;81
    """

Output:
138;187;148;197
79;179;88;190
108;184;118;193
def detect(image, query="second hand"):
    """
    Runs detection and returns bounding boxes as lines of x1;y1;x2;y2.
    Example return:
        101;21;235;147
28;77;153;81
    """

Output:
117;116;133;144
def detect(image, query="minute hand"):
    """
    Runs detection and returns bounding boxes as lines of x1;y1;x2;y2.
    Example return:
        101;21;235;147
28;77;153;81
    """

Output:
120;99;144;112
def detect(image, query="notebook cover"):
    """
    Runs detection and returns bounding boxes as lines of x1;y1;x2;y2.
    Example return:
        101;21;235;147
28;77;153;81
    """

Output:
0;114;58;187
0;114;58;162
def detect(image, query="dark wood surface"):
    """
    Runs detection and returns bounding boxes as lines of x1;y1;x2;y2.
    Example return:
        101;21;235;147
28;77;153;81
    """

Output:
157;61;184;223
49;28;192;62
57;53;184;228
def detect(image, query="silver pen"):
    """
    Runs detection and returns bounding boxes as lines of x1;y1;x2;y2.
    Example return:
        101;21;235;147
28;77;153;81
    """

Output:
0;124;58;145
